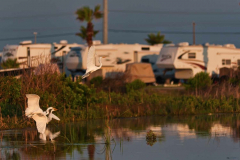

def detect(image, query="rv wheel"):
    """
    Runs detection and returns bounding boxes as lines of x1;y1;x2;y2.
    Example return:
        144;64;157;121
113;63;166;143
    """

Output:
156;76;165;84
220;76;229;83
170;78;179;84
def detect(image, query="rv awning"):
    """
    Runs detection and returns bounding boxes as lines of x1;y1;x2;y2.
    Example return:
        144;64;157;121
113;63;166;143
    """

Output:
125;63;156;83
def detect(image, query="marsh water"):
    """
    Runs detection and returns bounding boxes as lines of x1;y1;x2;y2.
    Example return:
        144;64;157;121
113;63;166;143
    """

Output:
1;114;240;160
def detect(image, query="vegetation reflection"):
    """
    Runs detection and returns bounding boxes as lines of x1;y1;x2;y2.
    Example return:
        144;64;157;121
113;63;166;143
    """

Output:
1;115;240;159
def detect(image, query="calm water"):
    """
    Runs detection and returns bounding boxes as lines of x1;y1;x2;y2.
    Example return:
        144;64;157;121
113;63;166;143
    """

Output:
1;114;240;160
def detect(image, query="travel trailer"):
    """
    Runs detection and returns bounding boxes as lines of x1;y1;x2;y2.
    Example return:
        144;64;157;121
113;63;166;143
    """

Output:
51;40;83;64
65;41;173;81
2;40;52;68
156;42;240;79
1;40;82;69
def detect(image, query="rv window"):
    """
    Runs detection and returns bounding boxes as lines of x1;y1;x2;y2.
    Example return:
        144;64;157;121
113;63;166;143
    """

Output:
188;53;196;59
238;60;240;66
141;58;150;63
226;59;231;65
142;47;150;50
222;59;231;65
222;59;225;65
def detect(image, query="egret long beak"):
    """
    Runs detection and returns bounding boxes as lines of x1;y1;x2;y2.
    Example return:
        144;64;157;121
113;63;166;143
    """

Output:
53;108;58;111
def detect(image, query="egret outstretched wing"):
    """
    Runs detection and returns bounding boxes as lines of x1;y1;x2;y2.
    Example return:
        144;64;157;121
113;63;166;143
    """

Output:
25;94;43;117
82;46;97;79
50;113;60;121
86;46;96;72
25;95;60;134
32;113;48;133
47;113;60;123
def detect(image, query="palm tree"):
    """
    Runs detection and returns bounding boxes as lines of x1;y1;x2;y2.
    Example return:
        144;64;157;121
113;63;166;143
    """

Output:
75;5;103;47
1;58;20;69
145;32;171;45
76;26;99;42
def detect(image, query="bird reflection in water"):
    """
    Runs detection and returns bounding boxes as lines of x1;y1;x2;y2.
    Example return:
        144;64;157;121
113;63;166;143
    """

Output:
39;128;60;142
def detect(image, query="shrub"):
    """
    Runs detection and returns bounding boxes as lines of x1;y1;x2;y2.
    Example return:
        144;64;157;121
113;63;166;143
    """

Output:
90;76;103;88
1;58;20;69
126;79;146;92
186;72;212;90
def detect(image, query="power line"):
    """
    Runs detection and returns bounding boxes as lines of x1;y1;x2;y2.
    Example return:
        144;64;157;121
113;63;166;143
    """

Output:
108;29;240;35
0;9;240;21
0;29;240;42
0;12;74;20
109;9;240;15
0;33;76;42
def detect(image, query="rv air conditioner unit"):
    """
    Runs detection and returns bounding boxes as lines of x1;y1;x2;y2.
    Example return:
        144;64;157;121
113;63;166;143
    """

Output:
20;40;32;45
177;42;189;46
93;40;101;45
60;40;68;44
224;44;236;48
165;44;175;47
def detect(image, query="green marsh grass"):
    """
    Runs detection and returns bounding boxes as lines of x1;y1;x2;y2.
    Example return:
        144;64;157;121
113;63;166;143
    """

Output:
2;68;240;130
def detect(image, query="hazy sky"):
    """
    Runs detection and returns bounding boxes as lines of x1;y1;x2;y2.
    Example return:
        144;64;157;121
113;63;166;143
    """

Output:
0;0;240;48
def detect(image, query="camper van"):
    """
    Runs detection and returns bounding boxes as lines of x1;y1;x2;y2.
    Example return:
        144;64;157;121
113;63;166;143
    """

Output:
65;42;171;80
156;42;240;79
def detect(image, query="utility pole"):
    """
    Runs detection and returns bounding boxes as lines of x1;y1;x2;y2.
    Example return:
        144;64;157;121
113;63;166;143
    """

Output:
192;22;195;45
103;0;108;44
33;32;37;44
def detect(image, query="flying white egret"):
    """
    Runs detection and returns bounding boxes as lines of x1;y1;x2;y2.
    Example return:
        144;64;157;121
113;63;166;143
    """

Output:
82;46;105;79
25;94;60;133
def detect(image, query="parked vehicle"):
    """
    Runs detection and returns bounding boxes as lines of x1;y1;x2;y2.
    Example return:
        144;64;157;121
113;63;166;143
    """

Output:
2;40;51;68
65;41;174;82
1;40;82;70
156;42;240;79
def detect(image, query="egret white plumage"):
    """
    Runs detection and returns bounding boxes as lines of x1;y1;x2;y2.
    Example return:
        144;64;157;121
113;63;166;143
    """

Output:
25;94;60;133
82;46;104;79
46;107;60;123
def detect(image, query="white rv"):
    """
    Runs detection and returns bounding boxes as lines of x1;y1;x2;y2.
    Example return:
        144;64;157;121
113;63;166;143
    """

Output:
65;42;171;80
1;40;82;69
2;40;52;68
156;42;240;79
51;40;83;64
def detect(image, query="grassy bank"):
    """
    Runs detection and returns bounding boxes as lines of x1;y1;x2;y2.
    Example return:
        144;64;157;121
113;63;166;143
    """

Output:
0;70;240;130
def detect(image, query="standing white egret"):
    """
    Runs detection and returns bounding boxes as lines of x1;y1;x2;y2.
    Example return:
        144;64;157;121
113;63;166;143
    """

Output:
25;94;60;133
46;107;60;123
82;46;104;79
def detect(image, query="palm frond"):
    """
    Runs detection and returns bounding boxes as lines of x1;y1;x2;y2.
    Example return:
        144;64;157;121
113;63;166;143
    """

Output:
145;31;171;45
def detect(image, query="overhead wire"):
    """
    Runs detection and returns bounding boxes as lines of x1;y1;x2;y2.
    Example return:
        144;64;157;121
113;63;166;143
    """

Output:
109;9;240;15
0;29;240;42
0;9;240;21
0;9;239;42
